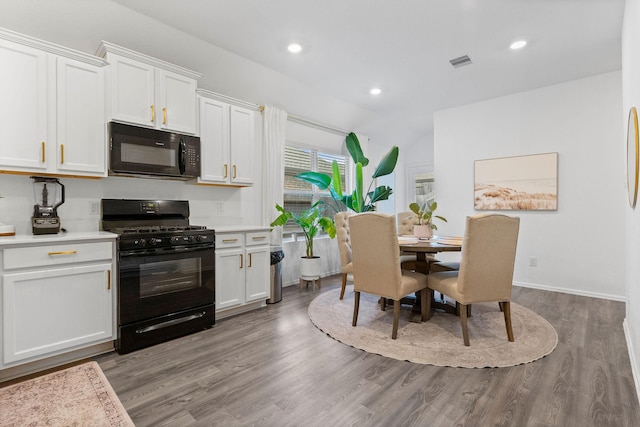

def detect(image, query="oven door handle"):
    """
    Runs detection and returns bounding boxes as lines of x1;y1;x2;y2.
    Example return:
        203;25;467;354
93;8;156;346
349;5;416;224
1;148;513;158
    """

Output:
135;311;206;334
119;244;214;257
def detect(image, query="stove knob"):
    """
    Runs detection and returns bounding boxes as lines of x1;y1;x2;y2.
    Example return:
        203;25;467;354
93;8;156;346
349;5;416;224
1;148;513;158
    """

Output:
170;236;181;245
196;235;205;242
135;239;147;247
149;238;162;246
188;235;196;243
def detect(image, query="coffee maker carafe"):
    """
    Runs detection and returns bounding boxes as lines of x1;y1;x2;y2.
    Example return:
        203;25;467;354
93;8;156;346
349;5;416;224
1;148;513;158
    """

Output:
31;176;65;235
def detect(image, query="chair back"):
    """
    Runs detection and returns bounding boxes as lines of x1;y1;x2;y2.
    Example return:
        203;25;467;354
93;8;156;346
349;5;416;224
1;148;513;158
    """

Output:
350;213;403;299
334;211;352;268
397;211;418;236
457;214;520;303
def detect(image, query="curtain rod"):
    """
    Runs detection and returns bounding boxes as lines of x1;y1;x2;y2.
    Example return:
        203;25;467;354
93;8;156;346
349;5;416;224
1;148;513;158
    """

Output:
260;105;349;137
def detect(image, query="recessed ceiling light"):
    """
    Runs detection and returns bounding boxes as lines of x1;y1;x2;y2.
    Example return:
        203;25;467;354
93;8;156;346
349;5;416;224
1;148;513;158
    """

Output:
287;43;302;53
510;40;527;50
370;88;382;95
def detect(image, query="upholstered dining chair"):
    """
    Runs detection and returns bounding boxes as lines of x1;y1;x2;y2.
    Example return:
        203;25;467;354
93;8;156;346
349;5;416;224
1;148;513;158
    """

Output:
334;211;353;300
350;212;428;339
426;213;520;346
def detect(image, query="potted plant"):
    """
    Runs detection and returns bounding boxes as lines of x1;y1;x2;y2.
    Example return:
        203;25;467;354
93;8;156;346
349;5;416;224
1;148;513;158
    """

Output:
296;132;399;214
270;201;336;279
409;201;447;238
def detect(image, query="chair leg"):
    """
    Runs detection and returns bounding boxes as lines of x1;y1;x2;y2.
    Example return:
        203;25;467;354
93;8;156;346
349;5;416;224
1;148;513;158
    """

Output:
392;300;401;339
380;297;386;311
420;288;428;322
352;291;360;326
425;288;433;320
503;301;515;342
460;303;470;346
340;273;347;300
499;301;504;312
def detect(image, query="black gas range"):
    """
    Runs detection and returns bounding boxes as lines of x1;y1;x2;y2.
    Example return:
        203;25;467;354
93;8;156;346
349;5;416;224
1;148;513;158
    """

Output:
101;199;215;354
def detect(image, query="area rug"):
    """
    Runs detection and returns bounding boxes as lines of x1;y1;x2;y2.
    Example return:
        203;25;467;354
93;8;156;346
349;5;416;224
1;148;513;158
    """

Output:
308;286;558;368
0;361;134;426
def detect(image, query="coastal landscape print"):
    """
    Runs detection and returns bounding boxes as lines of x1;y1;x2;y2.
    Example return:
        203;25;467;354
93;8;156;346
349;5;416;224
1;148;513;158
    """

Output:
474;153;558;210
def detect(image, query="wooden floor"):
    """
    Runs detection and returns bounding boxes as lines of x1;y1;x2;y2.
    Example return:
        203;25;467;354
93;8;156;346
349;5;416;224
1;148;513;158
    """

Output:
95;275;640;427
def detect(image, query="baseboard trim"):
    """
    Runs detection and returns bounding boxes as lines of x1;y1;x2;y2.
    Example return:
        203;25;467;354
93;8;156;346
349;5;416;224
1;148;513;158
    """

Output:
514;280;625;302
623;319;640;404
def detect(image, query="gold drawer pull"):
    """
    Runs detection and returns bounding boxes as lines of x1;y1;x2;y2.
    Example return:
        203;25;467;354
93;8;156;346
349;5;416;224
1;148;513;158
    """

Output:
60;144;65;164
107;270;111;290
239;254;243;269
223;238;238;243
48;250;77;256
252;236;266;240
151;105;155;122
162;107;167;124
233;164;237;179
224;164;228;178
41;141;45;163
248;253;252;267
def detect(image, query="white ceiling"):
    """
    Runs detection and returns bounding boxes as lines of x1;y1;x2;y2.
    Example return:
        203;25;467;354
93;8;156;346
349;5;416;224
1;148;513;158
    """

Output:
112;0;624;137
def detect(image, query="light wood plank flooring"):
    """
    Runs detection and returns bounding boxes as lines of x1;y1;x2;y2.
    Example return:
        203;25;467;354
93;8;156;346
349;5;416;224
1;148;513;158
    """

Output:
95;275;640;426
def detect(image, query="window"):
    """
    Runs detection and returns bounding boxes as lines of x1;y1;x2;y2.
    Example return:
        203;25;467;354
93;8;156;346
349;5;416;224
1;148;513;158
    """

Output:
283;146;351;234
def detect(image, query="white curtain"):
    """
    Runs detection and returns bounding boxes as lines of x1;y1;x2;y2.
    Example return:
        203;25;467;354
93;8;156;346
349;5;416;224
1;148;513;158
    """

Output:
261;105;288;245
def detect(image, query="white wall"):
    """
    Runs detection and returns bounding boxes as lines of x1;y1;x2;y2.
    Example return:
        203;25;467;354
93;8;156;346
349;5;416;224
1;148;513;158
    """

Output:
434;71;625;299
623;0;640;400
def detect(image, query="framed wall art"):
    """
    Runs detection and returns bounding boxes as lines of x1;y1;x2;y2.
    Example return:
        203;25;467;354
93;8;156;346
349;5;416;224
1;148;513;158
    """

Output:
627;106;639;208
474;152;558;211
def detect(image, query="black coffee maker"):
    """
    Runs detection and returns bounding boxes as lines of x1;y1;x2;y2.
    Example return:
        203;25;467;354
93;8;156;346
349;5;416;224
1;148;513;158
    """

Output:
31;176;65;235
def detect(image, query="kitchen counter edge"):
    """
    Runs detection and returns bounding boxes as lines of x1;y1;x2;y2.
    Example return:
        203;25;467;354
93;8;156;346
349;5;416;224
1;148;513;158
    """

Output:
0;231;118;247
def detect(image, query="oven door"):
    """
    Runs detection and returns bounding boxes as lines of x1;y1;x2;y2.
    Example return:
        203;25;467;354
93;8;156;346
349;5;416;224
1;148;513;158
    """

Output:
118;245;215;326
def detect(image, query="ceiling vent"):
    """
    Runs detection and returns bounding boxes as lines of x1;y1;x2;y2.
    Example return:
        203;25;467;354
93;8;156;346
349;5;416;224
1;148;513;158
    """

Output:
449;55;472;68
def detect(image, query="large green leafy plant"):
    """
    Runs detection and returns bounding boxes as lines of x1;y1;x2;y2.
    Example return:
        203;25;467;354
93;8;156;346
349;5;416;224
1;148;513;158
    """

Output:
270;201;336;258
409;201;447;229
296;132;399;213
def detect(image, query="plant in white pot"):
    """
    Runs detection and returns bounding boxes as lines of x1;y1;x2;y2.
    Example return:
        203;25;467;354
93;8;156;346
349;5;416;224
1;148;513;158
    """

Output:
270;201;336;280
409;201;447;238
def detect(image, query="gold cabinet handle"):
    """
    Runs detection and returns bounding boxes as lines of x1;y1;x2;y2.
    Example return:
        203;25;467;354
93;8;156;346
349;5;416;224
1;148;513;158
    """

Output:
41;141;45;163
223;238;238;243
48;250;77;256
239;254;243;269
233;165;237;179
224;164;228;178
151;105;155;122
107;270;111;290
248;253;252;268
252;236;266;241
60;144;64;164
162;107;167;124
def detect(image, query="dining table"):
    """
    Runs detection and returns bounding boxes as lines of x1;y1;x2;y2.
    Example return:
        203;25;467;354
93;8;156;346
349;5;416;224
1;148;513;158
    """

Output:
397;235;463;320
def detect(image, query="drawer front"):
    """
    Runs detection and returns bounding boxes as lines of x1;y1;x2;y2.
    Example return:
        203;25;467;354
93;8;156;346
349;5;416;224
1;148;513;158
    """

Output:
215;233;244;249
3;242;113;270
245;231;269;246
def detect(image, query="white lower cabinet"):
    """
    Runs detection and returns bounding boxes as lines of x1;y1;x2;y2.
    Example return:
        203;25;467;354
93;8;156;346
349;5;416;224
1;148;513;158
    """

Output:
0;239;115;368
215;230;270;316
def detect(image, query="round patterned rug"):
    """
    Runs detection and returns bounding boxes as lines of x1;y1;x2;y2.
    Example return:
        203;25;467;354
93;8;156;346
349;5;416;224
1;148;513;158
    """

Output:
308;286;558;368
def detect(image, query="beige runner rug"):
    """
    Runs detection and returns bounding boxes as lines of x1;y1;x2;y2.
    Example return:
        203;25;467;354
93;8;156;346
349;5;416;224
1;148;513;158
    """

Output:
309;286;558;368
0;361;134;426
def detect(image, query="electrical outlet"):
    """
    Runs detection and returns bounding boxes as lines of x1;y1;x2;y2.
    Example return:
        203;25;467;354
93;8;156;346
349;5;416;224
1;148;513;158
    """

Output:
216;202;224;216
90;201;99;215
529;256;538;267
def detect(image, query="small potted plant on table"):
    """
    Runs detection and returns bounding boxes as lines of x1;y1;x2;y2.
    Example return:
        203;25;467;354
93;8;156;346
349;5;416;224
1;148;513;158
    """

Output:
409;201;447;238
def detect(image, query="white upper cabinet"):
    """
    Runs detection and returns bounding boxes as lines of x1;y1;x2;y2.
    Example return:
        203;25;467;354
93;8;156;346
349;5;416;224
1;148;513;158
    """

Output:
0;29;106;177
197;90;257;186
98;42;201;135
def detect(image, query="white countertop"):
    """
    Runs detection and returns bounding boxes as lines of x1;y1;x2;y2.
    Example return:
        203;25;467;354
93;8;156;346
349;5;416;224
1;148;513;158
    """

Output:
0;231;117;247
208;225;271;233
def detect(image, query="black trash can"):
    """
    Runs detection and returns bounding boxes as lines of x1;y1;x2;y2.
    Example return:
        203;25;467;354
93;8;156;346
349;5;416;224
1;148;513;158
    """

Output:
268;245;285;304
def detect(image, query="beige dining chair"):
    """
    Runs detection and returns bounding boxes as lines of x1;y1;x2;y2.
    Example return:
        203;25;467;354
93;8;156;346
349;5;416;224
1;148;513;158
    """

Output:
334;211;353;300
426;213;520;346
350;212;428;339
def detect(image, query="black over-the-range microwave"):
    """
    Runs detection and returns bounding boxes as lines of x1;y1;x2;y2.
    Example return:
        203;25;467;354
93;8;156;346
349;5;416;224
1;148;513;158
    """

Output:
108;122;201;180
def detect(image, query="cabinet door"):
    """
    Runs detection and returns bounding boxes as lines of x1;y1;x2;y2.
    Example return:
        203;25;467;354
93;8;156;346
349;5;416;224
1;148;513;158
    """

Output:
56;57;106;175
199;97;230;183
109;54;155;127
0;39;48;171
2;263;113;364
215;248;245;310
157;69;197;134
229;105;255;185
245;246;270;303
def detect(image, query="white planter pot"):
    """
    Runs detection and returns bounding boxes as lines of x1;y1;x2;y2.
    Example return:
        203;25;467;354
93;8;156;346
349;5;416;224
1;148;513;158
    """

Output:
300;256;321;280
413;224;433;238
